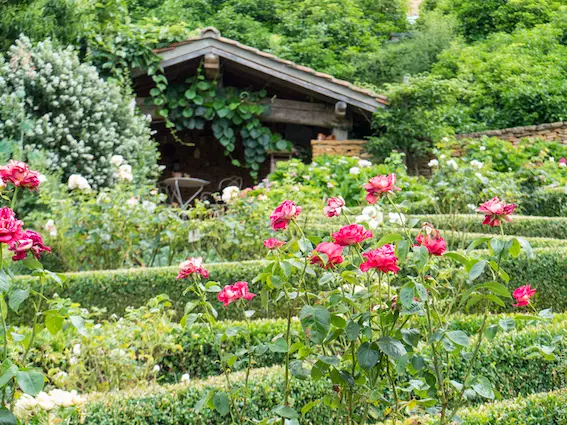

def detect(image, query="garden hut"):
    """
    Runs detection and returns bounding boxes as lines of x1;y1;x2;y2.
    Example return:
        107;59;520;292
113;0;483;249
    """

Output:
133;27;387;192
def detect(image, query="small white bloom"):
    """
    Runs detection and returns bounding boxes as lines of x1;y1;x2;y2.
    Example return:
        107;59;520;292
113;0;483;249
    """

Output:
327;182;334;188
73;343;81;356
349;167;361;175
221;186;240;203
142;200;156;213
442;137;450;142
302;175;311;181
153;364;161;373
118;164;133;181
446;159;458;170
69;356;78;365
467;203;477;211
126;197;139;207
388;212;406;226
38;174;48;184
15;394;37;412
550;157;555;163
67;174;91;191
181;373;190;384
44;219;57;237
291;185;300;192
358;159;372;168
440;154;447;159
356;206;384;229
257;194;268;201
479;146;486;151
428;159;439;168
35;392;56;411
110;155;124;167
470;159;483;169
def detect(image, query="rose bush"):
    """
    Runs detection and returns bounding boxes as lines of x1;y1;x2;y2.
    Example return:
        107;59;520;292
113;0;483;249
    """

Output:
175;172;546;424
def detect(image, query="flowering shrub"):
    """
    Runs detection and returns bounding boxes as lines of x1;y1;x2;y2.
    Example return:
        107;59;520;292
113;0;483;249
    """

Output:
0;37;159;188
0;160;88;424
175;171;548;424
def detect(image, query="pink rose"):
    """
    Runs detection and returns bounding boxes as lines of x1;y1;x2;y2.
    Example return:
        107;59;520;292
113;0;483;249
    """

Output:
9;230;51;261
176;257;209;279
0;207;23;245
332;224;373;246
218;281;256;307
415;224;446;256
363;173;400;204
559;157;567;166
323;196;345;218
310;242;344;268
360;244;399;274
263;238;285;249
0;161;41;190
513;284;536;307
269;200;302;230
476;197;516;227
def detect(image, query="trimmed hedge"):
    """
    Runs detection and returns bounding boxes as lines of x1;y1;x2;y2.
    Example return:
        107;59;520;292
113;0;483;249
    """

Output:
412;213;567;239
14;247;567;319
72;367;333;425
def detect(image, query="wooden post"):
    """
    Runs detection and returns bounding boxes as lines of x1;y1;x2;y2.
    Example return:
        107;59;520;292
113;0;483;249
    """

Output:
204;53;220;80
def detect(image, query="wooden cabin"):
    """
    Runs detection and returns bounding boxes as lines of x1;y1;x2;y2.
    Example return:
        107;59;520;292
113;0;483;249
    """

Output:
133;27;387;191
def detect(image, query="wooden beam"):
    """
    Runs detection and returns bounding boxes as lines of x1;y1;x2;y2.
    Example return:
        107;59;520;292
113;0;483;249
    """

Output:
204;53;220;80
260;99;352;128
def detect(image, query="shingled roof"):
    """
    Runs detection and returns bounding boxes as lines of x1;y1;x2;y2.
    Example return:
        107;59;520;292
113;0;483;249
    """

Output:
138;27;387;113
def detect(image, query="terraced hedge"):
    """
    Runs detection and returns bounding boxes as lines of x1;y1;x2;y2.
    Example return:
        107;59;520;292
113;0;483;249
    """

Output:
14;247;567;318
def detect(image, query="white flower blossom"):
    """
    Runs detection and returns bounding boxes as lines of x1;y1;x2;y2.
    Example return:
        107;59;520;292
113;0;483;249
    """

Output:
356;206;384;229
110;155;124;167
126;197;139;207
44;219;57;237
479;146;487;151
38;174;48;183
388;212;406;226
67;174;91;191
549;157;555;163
35;392;56;411
153;364;161;373
181;373;191;384
69;357;78;365
142;200;157;213
428;159;439;167
257;194;268;201
118;164;133;181
470;159;484;169
467;203;477;211
72;344;81;356
221;186;240;203
446;159;459;170
358;159;372;168
349;166;361;175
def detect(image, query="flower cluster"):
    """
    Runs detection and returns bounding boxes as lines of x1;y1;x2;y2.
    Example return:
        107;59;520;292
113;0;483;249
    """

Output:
176;257;209;279
14;389;84;420
218;281;256;307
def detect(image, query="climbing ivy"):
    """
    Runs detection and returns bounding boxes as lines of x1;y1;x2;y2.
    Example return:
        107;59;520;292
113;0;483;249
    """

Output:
149;68;290;177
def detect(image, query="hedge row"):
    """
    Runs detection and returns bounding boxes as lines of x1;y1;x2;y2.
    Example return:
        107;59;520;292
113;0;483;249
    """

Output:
73;367;333;425
66;318;567;425
14;247;567;319
412;213;567;239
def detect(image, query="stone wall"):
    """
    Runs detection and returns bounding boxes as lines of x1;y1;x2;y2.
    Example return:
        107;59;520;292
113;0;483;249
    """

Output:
311;139;370;157
456;121;567;144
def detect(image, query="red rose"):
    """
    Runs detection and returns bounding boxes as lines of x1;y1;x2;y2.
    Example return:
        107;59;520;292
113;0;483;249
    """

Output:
263;238;286;249
360;244;399;274
218;281;256;307
323;196;345;218
270;200;302;230
9;229;51;261
363;173;400;204
476;197;516;227
0;161;41;190
332;224;372;246
513;284;536;307
310;242;344;268
415;224;446;256
176;257;209;279
0;207;23;245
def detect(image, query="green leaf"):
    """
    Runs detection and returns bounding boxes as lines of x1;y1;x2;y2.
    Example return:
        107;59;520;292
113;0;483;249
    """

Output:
399;285;415;307
212;392;230;416
8;288;29;313
300;305;330;344
358;342;380;369
16;370;44;396
516;237;534;259
345;321;360;342
415;282;428;301
185;89;196;99
289;360;310;380
0;360;18;387
484;324;499;340
468;260;487;282
472;376;495;399
0;271;10;293
466;237;491;253
445;330;469;347
376;233;403;248
22;257;43;270
377;336;407;360
70;315;88;337
443;252;470;267
195;390;214;413
45;312;64;335
273;405;299;419
0;408;16;425
499;318;516;331
301;400;321;416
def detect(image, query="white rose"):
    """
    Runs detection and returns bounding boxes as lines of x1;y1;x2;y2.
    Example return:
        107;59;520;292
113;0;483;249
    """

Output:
428;159;439;168
479;146;486;151
446;159;458;170
181;373;190;384
110;155;124;166
126;197;139;207
358;159;372;168
221;186;240;203
118;164;133;181
44;219;57;237
142;200;156;213
67;174;91;191
349;167;360;175
388;212;406;226
15;394;37;412
470;159;483;169
153;364;161;373
73;343;81;356
39;174;48;183
35;392;55;411
356;206;384;229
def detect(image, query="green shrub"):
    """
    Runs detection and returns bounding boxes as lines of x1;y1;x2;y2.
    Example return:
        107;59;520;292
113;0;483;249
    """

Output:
71;367;333;425
14;247;567;319
519;187;567;217
410;214;567;239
